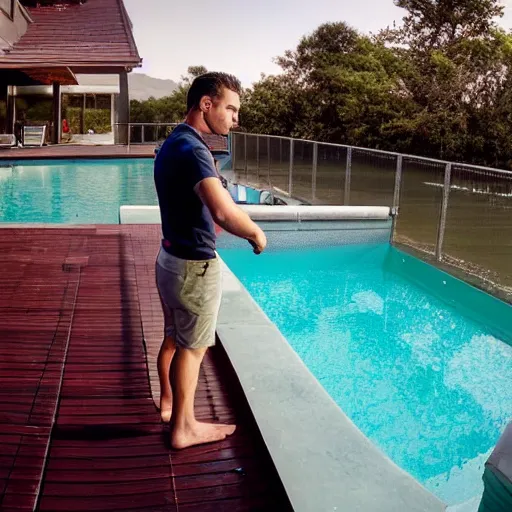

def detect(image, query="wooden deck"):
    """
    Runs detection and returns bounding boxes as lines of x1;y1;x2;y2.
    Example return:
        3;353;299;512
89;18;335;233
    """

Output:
0;144;156;160
0;226;292;511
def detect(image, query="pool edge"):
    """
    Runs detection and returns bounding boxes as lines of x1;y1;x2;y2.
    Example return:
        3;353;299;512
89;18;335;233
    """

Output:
216;256;446;512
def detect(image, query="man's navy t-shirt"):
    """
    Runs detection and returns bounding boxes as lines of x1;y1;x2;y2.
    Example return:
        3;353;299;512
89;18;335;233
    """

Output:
154;124;218;260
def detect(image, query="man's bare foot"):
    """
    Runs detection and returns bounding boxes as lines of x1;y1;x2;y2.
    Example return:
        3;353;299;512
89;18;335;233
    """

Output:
171;421;236;450
159;395;172;423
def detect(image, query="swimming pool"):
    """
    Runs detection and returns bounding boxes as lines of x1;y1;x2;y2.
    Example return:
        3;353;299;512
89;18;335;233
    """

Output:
0;159;277;224
219;242;512;506
0;159;157;224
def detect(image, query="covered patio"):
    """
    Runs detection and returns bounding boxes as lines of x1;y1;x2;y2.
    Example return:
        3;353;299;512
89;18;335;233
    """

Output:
0;0;142;145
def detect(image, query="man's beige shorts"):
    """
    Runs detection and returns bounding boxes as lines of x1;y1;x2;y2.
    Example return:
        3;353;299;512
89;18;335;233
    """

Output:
155;247;222;350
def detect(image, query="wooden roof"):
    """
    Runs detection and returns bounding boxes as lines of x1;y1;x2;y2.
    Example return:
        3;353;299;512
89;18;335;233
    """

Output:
0;0;141;79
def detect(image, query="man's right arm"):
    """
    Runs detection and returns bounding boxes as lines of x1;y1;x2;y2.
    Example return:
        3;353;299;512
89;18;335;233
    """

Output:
195;177;267;254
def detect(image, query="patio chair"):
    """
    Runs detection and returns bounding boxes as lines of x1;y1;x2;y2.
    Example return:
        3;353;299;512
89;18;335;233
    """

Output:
0;134;16;148
22;125;47;147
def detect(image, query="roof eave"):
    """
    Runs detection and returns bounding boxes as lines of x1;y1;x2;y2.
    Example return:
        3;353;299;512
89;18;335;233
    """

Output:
0;60;142;70
117;0;141;65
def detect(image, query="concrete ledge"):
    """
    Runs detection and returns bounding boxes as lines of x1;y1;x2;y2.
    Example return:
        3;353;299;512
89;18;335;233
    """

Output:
217;259;445;512
218;219;393;248
119;205;391;225
120;205;160;224
239;205;391;221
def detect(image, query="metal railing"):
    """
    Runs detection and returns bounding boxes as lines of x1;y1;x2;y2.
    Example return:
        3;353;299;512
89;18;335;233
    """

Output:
231;132;512;303
114;123;229;152
114;122;179;146
111;123;511;301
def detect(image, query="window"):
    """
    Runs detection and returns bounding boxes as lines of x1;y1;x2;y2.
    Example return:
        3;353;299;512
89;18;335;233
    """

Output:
0;0;15;19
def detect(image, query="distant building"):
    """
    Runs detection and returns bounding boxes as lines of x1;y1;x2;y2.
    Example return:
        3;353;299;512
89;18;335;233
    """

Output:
0;0;141;144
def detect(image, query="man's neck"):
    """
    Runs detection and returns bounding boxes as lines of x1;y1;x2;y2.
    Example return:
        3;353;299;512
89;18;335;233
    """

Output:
184;111;212;135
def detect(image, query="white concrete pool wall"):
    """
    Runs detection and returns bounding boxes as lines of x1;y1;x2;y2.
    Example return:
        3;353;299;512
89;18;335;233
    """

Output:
119;205;393;247
119;204;446;512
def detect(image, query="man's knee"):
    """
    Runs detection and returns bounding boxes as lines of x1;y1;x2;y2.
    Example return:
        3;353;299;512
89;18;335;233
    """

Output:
162;335;176;350
177;345;208;359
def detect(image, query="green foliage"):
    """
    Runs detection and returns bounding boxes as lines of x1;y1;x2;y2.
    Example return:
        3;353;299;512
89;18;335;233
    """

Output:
65;108;111;134
131;2;512;167
66;106;81;133
243;22;413;150
239;1;512;167
26;100;53;123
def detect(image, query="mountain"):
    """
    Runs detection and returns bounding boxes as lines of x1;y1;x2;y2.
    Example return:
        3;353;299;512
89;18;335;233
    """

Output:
75;73;180;101
128;73;179;101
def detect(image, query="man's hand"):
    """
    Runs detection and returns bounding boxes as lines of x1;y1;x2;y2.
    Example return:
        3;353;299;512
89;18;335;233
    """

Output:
248;228;267;255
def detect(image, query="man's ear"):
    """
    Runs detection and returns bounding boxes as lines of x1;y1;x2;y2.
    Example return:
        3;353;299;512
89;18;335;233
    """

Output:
199;95;213;113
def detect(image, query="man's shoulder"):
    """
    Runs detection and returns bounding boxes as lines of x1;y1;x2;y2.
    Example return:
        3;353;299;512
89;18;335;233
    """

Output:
163;125;209;158
155;126;216;178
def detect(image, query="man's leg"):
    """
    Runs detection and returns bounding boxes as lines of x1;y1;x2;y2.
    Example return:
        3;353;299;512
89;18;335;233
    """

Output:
170;346;235;450
478;466;512;512
157;334;176;422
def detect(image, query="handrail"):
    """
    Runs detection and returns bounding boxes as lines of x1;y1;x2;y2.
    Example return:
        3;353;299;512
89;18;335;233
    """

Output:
113;122;512;177
231;131;512;177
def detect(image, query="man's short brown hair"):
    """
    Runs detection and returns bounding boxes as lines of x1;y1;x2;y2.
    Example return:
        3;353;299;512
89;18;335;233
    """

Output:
187;72;242;112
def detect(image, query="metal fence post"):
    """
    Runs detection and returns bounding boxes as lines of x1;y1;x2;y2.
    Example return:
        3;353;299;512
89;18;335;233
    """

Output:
141;125;145;144
391;155;403;243
392;155;403;213
267;136;271;189
244;133;248;182
312;142;318;202
289;139;294;196
231;133;236;171
436;163;452;261
344;147;352;205
256;135;260;184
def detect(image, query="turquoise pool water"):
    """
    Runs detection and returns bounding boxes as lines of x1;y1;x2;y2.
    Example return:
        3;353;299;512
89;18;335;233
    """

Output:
0;159;268;224
219;243;512;505
0;159;157;224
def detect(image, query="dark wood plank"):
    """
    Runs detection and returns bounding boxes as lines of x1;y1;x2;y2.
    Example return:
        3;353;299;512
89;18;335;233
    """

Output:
1;226;292;512
38;491;177;512
0;145;155;161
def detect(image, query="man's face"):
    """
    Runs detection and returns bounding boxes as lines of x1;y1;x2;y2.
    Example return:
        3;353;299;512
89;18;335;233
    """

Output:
203;87;240;135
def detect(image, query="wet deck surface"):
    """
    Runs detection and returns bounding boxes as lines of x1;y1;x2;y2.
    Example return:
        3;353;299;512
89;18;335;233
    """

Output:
0;226;292;511
0;145;155;160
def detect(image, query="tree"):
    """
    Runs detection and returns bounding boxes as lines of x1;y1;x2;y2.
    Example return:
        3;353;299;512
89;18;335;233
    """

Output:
242;22;410;149
379;0;511;162
240;74;306;137
390;0;504;50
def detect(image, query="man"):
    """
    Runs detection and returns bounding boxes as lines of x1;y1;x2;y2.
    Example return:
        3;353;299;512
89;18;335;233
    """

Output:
154;72;267;450
478;421;512;511
14;112;25;147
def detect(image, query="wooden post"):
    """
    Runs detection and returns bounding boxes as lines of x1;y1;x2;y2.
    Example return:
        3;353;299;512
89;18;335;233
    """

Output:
52;82;61;144
81;93;86;134
110;93;115;136
116;71;129;145
6;86;15;135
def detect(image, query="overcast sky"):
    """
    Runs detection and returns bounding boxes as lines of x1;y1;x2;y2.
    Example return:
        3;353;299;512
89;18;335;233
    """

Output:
123;0;512;87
